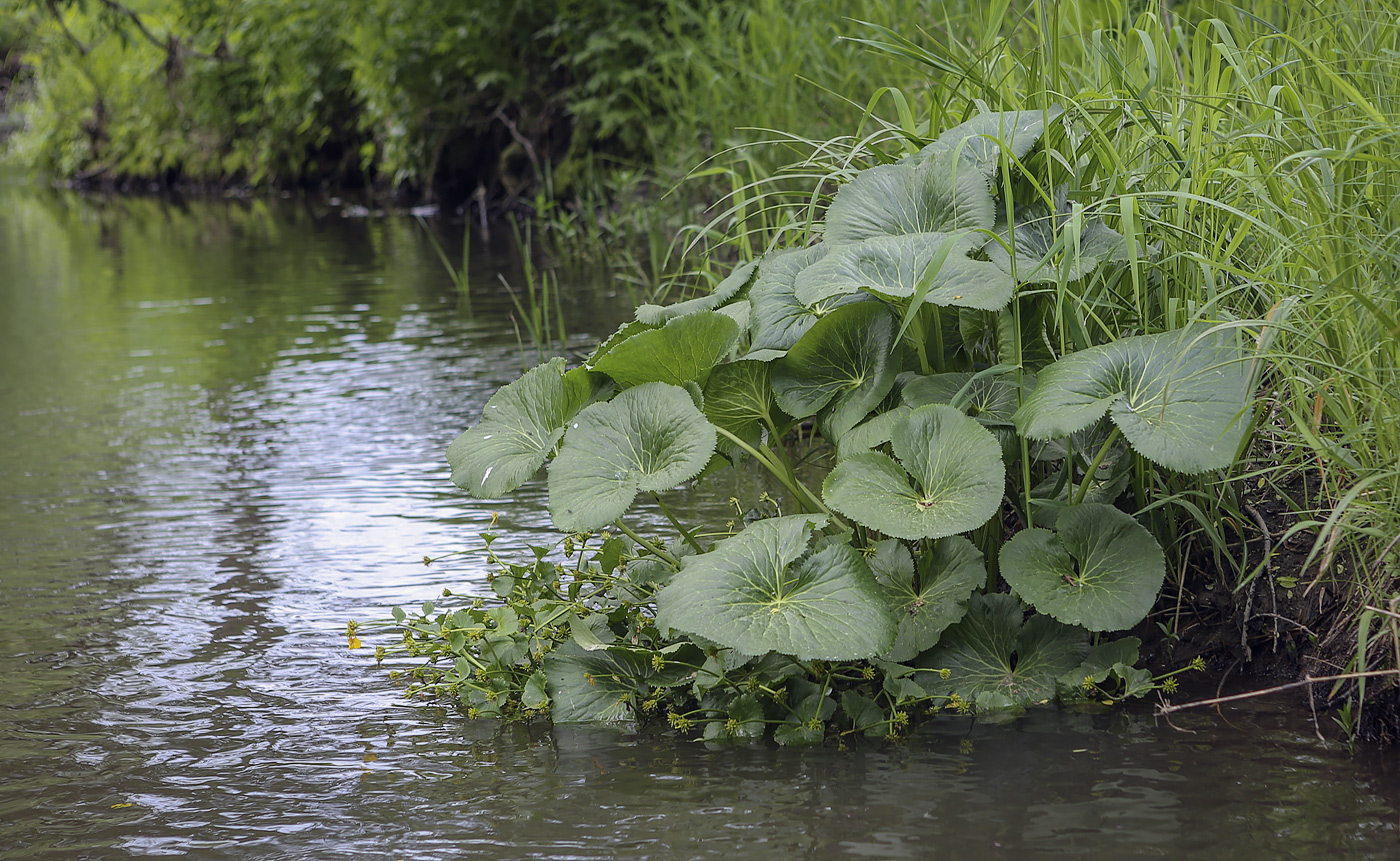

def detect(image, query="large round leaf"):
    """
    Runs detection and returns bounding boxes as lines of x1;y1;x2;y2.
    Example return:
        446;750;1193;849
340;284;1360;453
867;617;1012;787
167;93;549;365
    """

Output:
590;311;740;388
902;371;1029;423
913;593;1089;710
987;187;1129;283
548;382;716;531
824;147;994;244
1000;502;1165;632
447;358;600;498
635;260;758;325
702;360;791;456
748;244;870;354
655;515;896;660
867;537;986;662
823;404;1005;540
1014;325;1252;473
903;370;1033;462
794;231;1012;311
931;108;1064;177
772;302;898;440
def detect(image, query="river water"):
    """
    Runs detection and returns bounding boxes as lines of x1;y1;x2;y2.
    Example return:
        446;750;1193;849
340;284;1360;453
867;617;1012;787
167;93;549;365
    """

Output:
2;178;1398;859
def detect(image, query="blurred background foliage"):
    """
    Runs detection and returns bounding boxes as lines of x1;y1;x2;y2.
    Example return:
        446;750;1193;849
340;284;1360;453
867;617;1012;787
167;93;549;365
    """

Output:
0;0;946;205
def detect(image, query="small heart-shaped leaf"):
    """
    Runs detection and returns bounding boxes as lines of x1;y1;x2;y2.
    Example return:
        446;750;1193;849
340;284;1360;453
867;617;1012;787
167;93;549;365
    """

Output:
548;382;716;531
772;302;899;440
591;311;740;388
1000;503;1165;631
823;404;1005;539
913;593;1089;710
932;108;1064;177
749;244;872;353
794;231;1012;311
824;147;995;244
447;358;601;498
867;537;986;662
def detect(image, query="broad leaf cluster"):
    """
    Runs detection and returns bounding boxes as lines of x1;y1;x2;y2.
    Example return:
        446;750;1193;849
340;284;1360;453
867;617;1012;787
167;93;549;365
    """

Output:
381;109;1258;741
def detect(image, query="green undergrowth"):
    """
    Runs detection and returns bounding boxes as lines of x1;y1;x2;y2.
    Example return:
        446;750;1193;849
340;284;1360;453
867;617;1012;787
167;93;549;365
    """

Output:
359;1;1399;741
359;104;1265;742
526;0;1400;737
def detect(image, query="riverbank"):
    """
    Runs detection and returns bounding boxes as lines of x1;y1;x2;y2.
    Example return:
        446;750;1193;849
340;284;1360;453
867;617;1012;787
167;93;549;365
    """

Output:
3;1;1396;739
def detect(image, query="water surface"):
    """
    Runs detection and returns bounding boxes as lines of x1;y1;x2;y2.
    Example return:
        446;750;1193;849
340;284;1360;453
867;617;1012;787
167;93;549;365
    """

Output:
1;179;1397;859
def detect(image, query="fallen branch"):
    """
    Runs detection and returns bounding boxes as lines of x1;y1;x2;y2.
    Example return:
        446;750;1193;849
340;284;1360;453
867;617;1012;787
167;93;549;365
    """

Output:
1157;669;1400;715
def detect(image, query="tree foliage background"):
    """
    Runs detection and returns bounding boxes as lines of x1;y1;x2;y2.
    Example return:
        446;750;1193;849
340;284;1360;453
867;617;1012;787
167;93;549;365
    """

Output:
0;0;939;202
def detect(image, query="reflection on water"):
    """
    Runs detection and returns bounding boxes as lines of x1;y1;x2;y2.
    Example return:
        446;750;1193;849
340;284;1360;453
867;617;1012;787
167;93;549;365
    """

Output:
1;178;1397;859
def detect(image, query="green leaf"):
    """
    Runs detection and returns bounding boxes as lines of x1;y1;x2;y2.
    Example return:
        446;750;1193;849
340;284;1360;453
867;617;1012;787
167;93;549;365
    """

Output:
548;382;716;531
775;677;836;746
749;244;869;353
702;359;787;456
521;669;550;710
902;371;1025;423
794;231;1012;311
543;640;699;723
837;405;910;457
447;358;599;498
591;311;740;388
840;690;888;737
914;593;1089;710
772;302;898;440
932;108;1064;177
655;515;896;660
1014;325;1253;473
1000;503;1165;632
824;147;995;244
823;405;1005;540
702;693;766;741
589;319;655;363
903;370;1032;463
987;187;1129;283
868;537;986;662
1060;636;1142;691
635;260;758;325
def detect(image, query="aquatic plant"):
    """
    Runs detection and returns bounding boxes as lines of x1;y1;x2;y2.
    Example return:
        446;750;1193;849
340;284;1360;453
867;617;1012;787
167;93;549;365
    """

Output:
371;109;1253;741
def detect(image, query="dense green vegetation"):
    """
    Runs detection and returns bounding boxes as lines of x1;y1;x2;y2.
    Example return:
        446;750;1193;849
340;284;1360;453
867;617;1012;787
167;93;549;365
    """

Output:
368;0;1398;740
4;0;1396;736
0;0;933;200
363;108;1250;740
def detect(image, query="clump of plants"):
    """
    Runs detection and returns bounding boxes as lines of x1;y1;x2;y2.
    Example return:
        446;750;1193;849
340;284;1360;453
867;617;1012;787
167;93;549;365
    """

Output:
367;109;1255;742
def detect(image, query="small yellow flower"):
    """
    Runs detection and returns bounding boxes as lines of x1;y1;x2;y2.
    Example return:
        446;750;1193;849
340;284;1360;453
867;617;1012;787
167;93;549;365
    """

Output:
1161;677;1180;694
348;636;362;650
667;712;692;732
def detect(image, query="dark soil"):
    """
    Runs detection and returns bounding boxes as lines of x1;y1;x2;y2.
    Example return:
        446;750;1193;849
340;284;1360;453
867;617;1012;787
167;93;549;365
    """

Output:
1139;470;1400;744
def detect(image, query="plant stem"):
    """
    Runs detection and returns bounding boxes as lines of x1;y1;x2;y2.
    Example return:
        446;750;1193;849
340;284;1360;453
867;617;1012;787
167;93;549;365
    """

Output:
613;520;681;568
652;493;704;553
1074;426;1122;505
713;426;841;523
